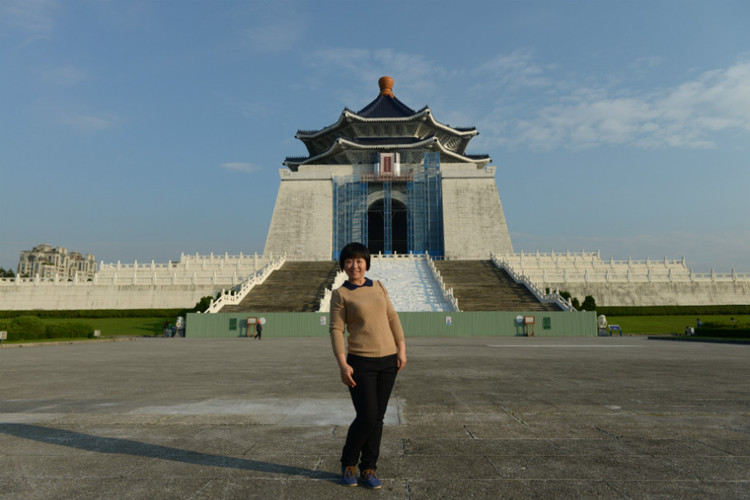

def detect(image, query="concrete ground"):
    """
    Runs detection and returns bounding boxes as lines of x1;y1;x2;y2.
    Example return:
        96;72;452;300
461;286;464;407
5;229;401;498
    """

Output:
1;336;748;499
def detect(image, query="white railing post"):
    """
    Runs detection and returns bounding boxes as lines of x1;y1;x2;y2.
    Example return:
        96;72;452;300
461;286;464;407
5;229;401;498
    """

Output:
318;269;347;312
424;252;459;311
490;253;574;312
204;253;287;313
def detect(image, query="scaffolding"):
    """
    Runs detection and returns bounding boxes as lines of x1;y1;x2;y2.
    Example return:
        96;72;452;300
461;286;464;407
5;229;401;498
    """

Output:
407;152;444;257
332;176;368;259
332;152;444;258
383;181;392;253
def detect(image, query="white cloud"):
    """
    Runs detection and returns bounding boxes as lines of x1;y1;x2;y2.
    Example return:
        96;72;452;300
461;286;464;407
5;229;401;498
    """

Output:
219;162;259;173
60;113;116;132
628;56;666;74
239;0;304;52
476;49;551;90
306;48;446;106
300;46;749;153
245;22;301;52
239;101;271;119
39;65;89;85
0;0;57;33
478;59;750;151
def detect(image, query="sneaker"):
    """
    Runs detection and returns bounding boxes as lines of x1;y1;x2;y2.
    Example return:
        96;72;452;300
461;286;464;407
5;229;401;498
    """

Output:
341;466;358;487
360;469;382;489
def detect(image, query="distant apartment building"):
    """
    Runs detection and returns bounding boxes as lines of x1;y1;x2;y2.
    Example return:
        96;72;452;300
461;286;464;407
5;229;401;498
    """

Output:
17;244;97;279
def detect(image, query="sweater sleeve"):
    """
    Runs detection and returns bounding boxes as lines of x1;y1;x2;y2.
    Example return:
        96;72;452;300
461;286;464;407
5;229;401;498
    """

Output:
378;281;405;345
329;288;347;356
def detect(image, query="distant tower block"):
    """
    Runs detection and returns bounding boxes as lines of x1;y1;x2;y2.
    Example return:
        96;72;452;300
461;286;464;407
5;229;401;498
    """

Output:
264;77;514;260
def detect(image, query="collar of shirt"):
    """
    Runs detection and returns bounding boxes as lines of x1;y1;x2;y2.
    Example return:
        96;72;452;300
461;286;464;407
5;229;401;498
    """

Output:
342;278;374;290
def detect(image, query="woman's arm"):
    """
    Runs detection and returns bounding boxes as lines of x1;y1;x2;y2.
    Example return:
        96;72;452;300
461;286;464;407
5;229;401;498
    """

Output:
329;289;355;386
329;289;348;358
396;340;407;372
336;352;356;387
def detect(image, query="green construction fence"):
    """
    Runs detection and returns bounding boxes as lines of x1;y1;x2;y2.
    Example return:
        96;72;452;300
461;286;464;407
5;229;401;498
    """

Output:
186;310;597;338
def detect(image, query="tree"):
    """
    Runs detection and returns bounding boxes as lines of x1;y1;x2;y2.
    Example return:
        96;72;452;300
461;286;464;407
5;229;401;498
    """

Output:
0;267;16;278
580;295;597;311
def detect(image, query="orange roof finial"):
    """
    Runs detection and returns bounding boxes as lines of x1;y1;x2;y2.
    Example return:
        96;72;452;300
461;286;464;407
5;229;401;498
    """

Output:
378;76;394;97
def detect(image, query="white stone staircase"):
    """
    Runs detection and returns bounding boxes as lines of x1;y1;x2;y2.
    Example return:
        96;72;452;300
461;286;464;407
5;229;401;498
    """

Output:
366;255;453;312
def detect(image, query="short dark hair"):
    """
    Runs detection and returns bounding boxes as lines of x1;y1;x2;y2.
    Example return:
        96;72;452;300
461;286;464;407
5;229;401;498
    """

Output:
339;242;371;270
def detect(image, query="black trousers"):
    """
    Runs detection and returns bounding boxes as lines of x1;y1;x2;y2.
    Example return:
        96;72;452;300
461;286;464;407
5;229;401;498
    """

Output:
341;353;398;471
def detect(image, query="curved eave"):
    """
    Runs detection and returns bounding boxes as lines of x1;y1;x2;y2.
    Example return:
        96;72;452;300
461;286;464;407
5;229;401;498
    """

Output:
284;137;490;169
295;107;478;141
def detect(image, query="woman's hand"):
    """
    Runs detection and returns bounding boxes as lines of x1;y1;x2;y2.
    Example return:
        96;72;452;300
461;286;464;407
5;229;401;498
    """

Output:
339;363;356;387
336;353;356;387
397;341;407;372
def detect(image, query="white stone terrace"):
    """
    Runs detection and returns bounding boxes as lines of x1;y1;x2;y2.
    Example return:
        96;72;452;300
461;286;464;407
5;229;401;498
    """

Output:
2;252;279;288
96;252;276;282
496;250;750;285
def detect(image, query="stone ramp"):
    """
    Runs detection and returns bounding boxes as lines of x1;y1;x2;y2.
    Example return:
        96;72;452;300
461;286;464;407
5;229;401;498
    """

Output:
434;260;561;311
219;261;339;312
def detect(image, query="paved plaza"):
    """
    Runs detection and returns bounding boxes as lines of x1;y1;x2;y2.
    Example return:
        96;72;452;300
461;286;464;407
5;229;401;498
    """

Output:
1;336;748;499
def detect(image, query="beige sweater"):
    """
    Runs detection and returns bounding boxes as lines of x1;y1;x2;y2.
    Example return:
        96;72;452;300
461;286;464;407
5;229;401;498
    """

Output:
329;280;405;358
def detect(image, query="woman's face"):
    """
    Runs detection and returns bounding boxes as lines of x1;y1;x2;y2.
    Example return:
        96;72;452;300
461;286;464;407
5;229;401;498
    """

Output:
343;256;367;284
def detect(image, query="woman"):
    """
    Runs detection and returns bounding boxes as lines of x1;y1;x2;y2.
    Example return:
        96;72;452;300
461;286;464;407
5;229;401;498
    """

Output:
329;242;407;489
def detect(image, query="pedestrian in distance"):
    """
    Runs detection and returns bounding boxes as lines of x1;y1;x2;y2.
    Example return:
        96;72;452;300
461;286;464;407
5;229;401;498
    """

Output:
255;322;262;340
329;242;407;489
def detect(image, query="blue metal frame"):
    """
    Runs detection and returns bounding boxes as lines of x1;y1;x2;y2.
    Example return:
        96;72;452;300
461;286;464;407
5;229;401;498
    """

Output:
383;181;392;254
332;176;368;259
333;152;443;259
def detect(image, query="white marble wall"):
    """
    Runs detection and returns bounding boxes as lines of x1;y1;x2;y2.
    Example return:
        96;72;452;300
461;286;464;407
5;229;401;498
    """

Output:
495;251;750;306
441;165;514;259
0;283;223;310
0;253;280;310
263;168;337;260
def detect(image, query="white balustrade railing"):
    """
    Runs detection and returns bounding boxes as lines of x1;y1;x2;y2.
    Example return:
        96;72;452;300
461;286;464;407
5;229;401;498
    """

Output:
204;254;287;313
4;252;277;288
504;268;750;284
497;250;749;284
0;273;237;287
491;253;575;311
424;252;460;312
318;270;347;312
99;252;271;274
6;249;748;289
178;251;275;263
371;251;423;260
500;250;689;269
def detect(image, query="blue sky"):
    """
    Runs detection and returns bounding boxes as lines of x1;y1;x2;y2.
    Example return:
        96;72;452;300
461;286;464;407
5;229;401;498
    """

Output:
1;0;748;273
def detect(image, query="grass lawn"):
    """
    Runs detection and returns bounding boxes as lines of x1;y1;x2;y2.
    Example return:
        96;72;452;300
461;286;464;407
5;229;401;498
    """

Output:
605;314;749;336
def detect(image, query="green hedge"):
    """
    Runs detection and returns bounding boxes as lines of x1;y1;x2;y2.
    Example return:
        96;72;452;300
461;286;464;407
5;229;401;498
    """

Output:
695;319;750;339
0;316;95;341
0;309;184;319
693;327;750;339
44;322;96;339
597;305;750;316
